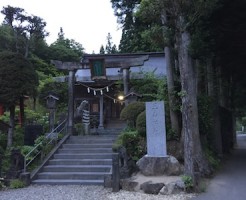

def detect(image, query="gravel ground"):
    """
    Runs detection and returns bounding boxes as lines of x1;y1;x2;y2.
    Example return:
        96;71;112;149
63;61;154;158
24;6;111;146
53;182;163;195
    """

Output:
0;185;196;200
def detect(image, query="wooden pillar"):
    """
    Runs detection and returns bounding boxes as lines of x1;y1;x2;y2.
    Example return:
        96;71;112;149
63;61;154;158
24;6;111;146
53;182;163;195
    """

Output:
0;104;4;115
123;68;130;105
68;70;75;135
98;95;104;129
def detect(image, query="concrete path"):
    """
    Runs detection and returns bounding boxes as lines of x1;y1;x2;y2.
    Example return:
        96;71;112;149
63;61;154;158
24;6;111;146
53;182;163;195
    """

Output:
192;134;246;200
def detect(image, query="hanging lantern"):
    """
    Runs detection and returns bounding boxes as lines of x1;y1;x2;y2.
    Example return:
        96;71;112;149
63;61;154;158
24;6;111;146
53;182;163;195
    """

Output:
100;90;103;95
87;87;90;93
114;99;116;103
94;90;96;95
106;86;109;92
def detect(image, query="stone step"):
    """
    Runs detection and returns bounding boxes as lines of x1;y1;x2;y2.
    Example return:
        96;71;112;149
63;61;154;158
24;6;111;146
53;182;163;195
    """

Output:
32;132;122;185
37;172;110;180
70;135;119;139
53;153;113;159
67;138;116;144
62;144;113;149
49;159;112;165
32;179;104;185
58;148;113;154
42;165;111;172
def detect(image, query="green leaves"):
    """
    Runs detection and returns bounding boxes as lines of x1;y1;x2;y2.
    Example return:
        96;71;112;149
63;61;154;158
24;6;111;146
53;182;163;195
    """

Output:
0;51;38;106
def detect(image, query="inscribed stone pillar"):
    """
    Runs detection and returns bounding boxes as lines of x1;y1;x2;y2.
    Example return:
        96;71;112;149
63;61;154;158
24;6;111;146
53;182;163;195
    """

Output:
68;70;75;135
146;101;167;157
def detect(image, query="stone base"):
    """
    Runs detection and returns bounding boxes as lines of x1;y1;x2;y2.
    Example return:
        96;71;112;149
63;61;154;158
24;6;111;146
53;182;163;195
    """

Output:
20;172;31;186
136;155;182;176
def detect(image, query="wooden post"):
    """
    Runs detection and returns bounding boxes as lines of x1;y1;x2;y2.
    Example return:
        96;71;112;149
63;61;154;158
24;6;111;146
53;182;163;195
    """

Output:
112;153;120;192
68;70;75;135
123;68;130;106
98;95;104;129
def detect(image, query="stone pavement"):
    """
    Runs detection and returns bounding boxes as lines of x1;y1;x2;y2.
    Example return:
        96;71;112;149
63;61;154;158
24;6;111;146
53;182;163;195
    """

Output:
192;134;246;200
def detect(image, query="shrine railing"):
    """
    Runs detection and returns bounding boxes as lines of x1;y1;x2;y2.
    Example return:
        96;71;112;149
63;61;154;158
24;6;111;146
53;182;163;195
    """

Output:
23;119;67;173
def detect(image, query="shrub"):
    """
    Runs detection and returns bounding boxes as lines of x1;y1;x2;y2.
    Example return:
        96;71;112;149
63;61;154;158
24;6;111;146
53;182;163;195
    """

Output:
205;148;220;170
181;175;194;192
120;102;145;128
136;111;146;137
113;130;146;161
9;179;25;189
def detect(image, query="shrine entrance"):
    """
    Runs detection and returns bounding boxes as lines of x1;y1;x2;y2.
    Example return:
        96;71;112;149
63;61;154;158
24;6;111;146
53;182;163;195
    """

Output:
52;52;165;134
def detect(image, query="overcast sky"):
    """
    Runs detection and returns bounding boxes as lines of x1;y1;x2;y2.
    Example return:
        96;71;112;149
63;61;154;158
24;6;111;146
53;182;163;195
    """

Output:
0;0;122;53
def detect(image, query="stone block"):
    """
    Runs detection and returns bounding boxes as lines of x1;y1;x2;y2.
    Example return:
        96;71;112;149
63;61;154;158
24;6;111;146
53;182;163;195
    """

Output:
136;155;168;176
166;156;182;175
20;172;31;186
120;179;139;191
140;181;165;195
160;181;185;195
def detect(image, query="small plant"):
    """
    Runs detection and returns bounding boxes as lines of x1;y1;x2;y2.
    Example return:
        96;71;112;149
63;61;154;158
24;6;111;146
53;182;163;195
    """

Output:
9;179;25;189
182;175;194;192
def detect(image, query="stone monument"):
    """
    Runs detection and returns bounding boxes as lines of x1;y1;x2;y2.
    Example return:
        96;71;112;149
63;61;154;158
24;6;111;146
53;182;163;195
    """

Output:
146;101;167;156
137;101;181;176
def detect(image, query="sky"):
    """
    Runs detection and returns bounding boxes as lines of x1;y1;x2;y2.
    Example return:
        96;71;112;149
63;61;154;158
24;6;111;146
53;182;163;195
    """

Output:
0;0;122;53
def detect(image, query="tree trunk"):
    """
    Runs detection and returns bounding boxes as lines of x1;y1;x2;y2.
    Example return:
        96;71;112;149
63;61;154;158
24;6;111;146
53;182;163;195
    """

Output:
207;61;223;156
7;105;15;147
161;10;181;137
19;97;25;127
178;29;210;183
165;46;181;136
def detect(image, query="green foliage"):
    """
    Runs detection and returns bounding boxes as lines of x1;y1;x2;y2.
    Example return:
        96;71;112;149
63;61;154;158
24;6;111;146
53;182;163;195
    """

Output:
113;130;146;161
21;145;37;161
29;55;61;78
136;111;146;137
13;125;24;147
131;72;167;101
25;108;49;131
181;175;194;191
0;51;39;107
0;24;15;52
1;149;10;174
197;95;213;138
205;148;220;170
0;132;7;150
34;135;48;149
120;102;145;128
49;28;84;61
38;80;68;112
74;123;85;135
9;179;25;189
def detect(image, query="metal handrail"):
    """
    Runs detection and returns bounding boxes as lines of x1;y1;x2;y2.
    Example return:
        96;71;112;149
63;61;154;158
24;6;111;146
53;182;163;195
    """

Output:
23;119;67;172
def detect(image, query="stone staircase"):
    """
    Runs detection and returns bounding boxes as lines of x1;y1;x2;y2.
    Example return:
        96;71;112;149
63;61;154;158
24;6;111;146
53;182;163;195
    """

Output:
32;132;120;185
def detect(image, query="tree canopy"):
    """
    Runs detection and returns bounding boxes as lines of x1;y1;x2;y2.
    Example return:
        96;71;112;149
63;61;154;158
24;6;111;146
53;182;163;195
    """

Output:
0;51;38;106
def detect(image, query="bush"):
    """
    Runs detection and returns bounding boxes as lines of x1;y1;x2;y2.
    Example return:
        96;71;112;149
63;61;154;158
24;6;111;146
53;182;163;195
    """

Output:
113;130;146;161
13;125;24;147
9;179;25;189
181;175;194;192
205;148;220;170
120;102;145;128
136;111;146;137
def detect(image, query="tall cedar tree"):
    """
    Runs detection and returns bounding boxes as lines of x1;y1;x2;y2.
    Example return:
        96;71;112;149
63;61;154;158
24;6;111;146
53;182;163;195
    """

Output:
0;51;38;147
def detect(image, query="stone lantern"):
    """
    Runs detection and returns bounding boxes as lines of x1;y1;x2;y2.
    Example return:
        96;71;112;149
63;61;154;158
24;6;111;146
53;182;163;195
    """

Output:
45;94;59;132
